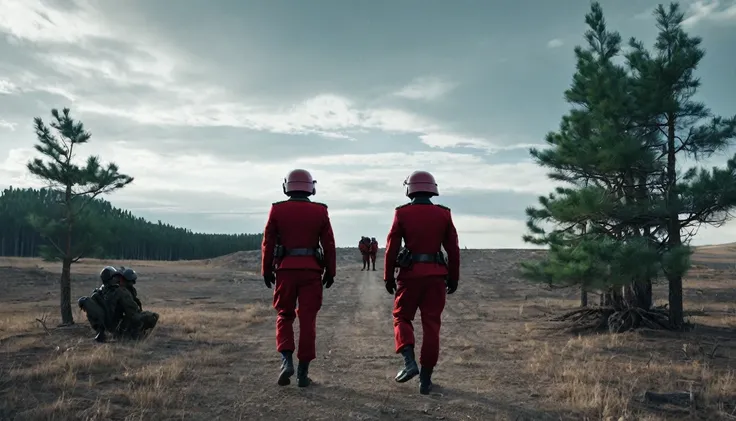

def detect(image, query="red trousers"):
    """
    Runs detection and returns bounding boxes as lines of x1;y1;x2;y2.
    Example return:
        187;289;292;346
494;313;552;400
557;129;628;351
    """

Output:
273;269;323;362
362;253;369;264
392;276;446;368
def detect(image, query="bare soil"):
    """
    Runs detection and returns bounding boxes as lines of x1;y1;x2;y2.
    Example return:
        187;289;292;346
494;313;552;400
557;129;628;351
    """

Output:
0;246;734;420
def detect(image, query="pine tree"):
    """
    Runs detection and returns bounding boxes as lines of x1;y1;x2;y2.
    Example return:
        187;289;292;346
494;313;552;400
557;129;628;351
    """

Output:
26;108;134;325
625;3;736;328
521;2;736;332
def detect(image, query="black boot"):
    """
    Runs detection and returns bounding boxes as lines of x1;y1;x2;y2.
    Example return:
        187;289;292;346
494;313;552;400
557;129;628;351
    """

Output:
419;366;433;395
94;329;106;343
394;345;419;383
278;351;295;386
296;361;311;387
372;263;376;271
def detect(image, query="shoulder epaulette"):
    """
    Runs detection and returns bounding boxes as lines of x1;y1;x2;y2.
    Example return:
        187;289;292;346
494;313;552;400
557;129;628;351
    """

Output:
435;204;451;211
313;202;328;208
272;200;287;206
395;203;411;210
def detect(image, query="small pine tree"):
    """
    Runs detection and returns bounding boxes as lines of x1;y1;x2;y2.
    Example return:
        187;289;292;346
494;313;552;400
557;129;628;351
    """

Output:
27;108;134;325
625;3;736;328
522;2;736;332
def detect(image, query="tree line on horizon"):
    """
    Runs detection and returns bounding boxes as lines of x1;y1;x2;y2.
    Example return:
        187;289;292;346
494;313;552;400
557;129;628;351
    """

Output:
0;186;262;260
0;108;264;324
520;2;736;331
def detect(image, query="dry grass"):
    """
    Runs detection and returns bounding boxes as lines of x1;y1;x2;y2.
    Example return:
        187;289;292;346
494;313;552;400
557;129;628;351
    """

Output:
0;246;735;420
0;301;272;420
522;333;735;420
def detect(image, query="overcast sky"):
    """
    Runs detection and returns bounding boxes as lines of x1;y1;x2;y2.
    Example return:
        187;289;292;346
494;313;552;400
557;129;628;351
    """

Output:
1;0;735;248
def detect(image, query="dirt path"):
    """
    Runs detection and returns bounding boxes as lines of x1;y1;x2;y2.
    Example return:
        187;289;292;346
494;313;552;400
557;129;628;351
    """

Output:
222;260;568;421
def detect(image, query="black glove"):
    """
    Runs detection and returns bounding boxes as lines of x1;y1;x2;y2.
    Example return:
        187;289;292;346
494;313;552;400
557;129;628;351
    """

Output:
446;278;458;295
385;279;396;295
263;272;276;289
322;273;334;289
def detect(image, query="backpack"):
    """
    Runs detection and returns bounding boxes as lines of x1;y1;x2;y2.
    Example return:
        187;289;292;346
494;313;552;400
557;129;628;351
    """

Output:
100;285;124;332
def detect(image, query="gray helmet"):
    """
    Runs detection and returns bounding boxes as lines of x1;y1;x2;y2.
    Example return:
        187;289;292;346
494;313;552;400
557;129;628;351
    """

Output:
121;268;137;284
100;266;119;284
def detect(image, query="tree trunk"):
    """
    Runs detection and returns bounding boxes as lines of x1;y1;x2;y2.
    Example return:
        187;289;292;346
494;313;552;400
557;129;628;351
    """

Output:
601;288;623;307
623;280;653;309
602;288;626;309
636;279;653;309
666;117;684;328
59;256;73;325
60;184;74;325
580;287;588;307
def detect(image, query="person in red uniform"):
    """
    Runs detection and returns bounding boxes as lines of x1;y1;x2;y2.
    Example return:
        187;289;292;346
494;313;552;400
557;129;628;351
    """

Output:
369;237;379;271
261;168;337;388
359;236;370;270
383;170;460;395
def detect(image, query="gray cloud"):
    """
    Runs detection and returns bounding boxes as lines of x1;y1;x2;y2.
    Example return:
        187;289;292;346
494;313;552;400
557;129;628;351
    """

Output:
109;188;533;248
1;0;735;247
440;191;539;219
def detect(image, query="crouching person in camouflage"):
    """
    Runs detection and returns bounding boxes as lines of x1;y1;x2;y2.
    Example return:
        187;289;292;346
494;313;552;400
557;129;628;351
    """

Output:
78;266;158;342
116;267;159;338
78;266;119;342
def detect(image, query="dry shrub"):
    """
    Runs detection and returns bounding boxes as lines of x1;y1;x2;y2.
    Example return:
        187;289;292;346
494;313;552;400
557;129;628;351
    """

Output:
153;301;270;338
524;333;736;420
123;357;188;410
10;343;137;386
0;314;40;338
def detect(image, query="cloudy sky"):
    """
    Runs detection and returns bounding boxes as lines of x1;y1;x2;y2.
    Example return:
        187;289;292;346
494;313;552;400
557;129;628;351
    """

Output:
0;0;735;248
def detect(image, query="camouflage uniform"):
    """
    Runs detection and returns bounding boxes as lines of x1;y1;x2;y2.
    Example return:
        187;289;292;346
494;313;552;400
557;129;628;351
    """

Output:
106;283;153;340
78;286;110;342
78;266;159;342
116;267;159;339
78;266;120;342
119;266;143;310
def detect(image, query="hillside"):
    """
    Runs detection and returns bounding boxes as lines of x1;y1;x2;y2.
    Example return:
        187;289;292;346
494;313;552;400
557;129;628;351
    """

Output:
202;244;733;272
0;246;734;420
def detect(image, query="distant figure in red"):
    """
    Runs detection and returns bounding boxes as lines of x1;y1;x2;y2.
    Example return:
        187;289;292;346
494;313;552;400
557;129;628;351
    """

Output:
359;236;371;271
383;170;460;395
261;168;337;388
369;237;379;271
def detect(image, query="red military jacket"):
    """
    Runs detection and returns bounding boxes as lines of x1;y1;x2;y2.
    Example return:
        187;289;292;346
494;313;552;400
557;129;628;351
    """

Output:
261;198;337;278
369;241;378;254
359;241;368;254
384;201;460;282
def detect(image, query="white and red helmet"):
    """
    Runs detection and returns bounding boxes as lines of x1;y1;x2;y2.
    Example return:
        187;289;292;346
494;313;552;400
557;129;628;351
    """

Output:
282;169;317;196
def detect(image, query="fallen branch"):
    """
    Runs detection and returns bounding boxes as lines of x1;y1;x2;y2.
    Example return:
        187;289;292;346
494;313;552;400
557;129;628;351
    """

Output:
709;342;721;359
35;316;51;336
548;306;675;334
643;390;695;407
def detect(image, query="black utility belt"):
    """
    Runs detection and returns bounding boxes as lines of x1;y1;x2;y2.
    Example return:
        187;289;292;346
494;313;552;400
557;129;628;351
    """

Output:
396;249;447;268
274;245;320;257
284;248;318;256
411;253;443;263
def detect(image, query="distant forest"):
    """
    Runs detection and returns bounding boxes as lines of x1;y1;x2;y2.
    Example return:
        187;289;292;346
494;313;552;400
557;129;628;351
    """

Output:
0;187;262;260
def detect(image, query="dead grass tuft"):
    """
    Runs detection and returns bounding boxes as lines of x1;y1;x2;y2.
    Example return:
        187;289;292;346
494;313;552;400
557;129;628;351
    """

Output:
524;333;736;419
0;314;41;338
